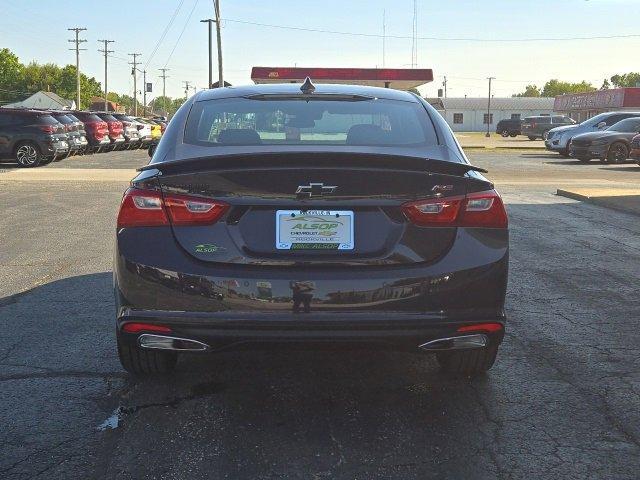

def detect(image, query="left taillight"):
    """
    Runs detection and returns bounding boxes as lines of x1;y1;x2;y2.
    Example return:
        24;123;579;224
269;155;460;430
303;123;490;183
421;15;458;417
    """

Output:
117;188;229;228
402;189;508;228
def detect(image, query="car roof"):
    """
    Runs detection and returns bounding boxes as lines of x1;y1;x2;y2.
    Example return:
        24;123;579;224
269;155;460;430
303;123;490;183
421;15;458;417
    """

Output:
194;83;420;103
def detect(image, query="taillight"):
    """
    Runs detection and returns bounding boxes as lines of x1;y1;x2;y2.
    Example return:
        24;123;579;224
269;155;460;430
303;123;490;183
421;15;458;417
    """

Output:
117;188;229;228
531;121;536;128
122;322;172;334
457;322;503;333
38;125;55;134
402;189;507;228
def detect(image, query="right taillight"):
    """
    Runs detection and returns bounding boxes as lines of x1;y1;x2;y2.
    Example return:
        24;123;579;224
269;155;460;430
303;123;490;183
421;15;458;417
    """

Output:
402;189;507;228
117;188;229;228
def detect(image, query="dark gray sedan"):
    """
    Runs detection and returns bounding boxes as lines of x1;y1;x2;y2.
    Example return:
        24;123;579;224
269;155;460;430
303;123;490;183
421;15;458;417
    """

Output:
113;80;509;377
569;117;640;163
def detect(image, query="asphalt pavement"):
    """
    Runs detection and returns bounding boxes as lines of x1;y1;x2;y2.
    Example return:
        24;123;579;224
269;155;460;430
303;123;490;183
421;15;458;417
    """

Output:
1;149;640;479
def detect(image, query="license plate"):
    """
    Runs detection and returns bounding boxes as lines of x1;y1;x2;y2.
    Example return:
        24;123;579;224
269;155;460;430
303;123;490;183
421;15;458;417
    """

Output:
276;210;354;250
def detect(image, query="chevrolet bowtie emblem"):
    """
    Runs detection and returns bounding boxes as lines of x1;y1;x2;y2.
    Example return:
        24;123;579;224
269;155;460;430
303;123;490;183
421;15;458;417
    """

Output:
295;183;338;198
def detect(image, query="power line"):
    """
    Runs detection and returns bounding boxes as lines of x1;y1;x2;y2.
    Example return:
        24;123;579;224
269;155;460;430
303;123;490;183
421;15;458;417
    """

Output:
98;39;115;111
222;17;640;43
144;0;186;69
67;27;87;108
164;0;200;68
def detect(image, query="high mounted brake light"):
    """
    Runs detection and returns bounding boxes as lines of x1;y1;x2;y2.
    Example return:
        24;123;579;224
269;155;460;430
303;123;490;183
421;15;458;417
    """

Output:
117;188;229;228
402;189;508;228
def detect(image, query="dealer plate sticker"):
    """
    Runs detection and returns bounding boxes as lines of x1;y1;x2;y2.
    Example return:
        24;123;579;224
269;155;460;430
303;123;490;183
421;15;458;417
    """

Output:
276;210;354;250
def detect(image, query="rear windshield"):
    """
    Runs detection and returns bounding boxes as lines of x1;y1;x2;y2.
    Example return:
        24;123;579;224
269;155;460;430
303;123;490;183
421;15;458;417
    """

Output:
36;114;60;125
608;118;640;133
54;114;73;124
99;114;118;122
78;113;103;123
184;97;436;147
66;114;81;122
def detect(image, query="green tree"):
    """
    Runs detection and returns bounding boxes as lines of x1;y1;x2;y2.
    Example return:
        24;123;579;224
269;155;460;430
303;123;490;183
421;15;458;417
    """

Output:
0;48;24;102
541;79;596;97
601;79;611;90
513;84;541;97
610;72;640;88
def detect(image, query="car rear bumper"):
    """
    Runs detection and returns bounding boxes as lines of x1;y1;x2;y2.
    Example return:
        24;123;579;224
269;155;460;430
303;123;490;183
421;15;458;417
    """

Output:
114;225;508;351
116;309;506;352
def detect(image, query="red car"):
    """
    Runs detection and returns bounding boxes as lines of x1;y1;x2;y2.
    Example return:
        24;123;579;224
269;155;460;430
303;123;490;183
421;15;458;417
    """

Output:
71;111;110;153
95;113;126;151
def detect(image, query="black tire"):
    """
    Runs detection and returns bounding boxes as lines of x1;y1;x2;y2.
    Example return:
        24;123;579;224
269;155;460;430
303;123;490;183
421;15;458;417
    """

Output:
606;142;629;164
39;156;54;165
578;158;591;163
436;342;499;376
509;133;517;138
500;130;509;138
527;136;537;141
14;141;43;167
117;331;177;375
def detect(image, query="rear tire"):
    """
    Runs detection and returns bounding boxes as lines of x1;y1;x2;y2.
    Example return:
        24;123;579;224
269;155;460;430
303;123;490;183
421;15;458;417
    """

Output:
500;130;509;138
436;342;499;376
117;331;177;375
528;136;537;141
509;133;517;137
607;142;629;164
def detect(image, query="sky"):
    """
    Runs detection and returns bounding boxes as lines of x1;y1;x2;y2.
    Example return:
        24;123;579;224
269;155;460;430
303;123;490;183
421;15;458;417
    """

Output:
3;0;640;102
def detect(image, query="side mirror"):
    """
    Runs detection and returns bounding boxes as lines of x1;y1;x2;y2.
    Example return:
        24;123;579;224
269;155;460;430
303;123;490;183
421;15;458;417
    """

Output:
596;122;607;129
148;144;156;158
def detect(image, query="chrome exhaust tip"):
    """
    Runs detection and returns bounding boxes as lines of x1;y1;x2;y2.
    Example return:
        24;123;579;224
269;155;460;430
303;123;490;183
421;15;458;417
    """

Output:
138;334;210;352
418;334;488;352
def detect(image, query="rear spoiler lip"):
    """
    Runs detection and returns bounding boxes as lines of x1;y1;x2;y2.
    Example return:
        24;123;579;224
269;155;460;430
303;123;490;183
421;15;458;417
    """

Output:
138;153;487;175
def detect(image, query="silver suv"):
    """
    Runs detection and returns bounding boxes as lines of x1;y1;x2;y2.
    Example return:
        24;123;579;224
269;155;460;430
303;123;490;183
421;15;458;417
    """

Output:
546;111;640;156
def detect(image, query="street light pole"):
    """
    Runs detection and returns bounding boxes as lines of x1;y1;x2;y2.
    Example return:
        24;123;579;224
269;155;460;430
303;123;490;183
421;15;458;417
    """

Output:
200;19;214;88
486;77;495;138
128;53;141;116
143;70;147;116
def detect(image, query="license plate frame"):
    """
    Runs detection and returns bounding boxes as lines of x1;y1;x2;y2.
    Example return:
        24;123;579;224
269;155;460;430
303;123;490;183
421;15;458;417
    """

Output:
275;210;354;250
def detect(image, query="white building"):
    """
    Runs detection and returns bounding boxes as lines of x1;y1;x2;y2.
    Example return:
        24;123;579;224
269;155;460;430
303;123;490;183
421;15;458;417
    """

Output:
427;97;555;132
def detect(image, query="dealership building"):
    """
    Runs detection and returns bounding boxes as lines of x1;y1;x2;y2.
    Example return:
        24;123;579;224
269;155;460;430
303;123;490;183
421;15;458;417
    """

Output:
427;97;555;132
553;88;640;122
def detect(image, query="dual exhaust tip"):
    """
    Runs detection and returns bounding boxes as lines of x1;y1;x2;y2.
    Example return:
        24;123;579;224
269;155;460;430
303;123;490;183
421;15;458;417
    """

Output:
138;333;488;353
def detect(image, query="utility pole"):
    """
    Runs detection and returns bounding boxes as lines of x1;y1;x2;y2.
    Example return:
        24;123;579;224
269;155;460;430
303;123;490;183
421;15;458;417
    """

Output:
411;0;418;68
486;77;495;138
200;19;214;88
443;76;448;98
382;10;386;68
128;53;141;116
183;81;191;99
142;70;147;116
98;39;115;111
213;0;224;87
68;28;87;109
158;68;169;116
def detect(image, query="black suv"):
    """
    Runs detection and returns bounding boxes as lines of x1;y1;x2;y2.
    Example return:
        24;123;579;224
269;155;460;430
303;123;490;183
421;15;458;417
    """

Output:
0;108;69;167
521;115;575;140
50;112;89;157
496;118;521;137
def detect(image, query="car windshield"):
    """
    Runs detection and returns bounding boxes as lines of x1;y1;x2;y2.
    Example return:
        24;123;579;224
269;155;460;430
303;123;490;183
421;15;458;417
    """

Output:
100;114;118;122
184;96;436;147
582;113;611;127
54;115;72;124
607;118;640;133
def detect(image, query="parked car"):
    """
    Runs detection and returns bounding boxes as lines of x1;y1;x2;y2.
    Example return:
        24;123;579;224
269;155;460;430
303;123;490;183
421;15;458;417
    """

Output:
546;111;640;157
64;112;89;155
113;82;509;376
135;117;161;142
521;115;575;140
71;111;110;153
569;117;640;163
95;113;125;150
50;112;88;157
0;108;69;167
629;134;640;163
131;118;153;147
111;113;142;149
496;118;521;137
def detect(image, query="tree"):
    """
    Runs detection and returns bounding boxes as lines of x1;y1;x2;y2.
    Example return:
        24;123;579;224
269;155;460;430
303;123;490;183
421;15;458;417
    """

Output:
513;84;541;97
601;79;611;90
541;79;596;97
0;48;24;102
610;72;640;88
